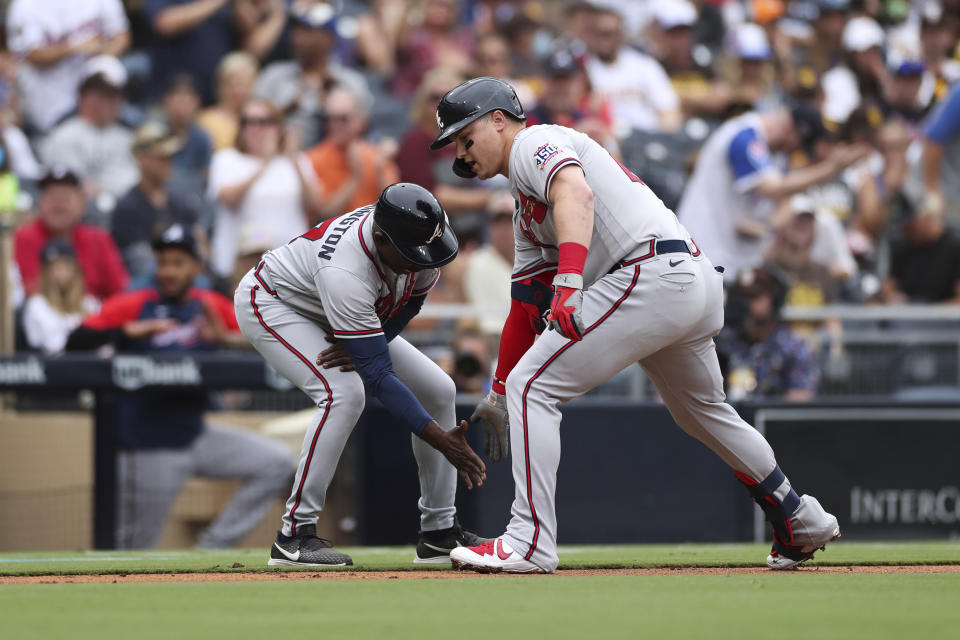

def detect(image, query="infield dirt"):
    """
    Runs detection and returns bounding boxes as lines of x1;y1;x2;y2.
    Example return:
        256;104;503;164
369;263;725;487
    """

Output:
3;564;959;584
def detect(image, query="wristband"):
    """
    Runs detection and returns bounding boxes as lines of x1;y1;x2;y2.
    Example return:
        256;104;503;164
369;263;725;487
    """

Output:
492;377;507;395
557;242;588;275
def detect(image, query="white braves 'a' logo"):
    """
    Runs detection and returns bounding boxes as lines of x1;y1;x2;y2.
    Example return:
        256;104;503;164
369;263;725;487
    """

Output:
427;223;443;243
436;111;444;130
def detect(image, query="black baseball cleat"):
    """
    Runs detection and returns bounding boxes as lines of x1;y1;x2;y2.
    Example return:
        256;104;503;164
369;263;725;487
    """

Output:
414;523;492;564
268;524;353;567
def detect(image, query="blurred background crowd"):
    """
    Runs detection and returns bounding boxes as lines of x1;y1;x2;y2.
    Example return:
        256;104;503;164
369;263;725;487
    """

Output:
2;0;960;403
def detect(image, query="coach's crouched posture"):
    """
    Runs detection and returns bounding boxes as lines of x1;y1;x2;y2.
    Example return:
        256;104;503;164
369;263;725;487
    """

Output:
67;225;294;549
235;183;488;567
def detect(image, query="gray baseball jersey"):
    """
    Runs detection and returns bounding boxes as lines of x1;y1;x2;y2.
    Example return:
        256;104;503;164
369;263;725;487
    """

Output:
507;124;694;286
236;207;457;539
491;124;831;573
260;205;440;337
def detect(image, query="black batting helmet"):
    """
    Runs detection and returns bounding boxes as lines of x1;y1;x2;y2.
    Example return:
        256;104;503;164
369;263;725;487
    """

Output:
374;183;459;269
430;76;526;150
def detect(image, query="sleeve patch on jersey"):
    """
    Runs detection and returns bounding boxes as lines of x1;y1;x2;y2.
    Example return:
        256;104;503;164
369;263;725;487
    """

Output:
534;143;563;170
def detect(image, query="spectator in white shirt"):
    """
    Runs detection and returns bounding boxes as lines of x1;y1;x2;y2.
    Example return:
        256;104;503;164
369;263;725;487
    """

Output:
5;0;129;134
208;98;322;279
22;239;99;354
584;6;681;137
39;56;138;214
463;195;515;336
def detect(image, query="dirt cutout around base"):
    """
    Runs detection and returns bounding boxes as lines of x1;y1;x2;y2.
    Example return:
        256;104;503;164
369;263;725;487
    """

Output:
2;565;959;585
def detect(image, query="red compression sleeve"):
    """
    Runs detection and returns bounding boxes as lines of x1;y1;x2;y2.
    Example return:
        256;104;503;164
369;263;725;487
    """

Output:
557;242;588;275
493;299;537;394
492;271;555;394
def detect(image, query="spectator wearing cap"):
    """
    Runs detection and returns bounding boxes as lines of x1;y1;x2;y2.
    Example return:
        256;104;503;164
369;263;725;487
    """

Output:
66;224;293;549
255;2;371;148
38;55;138;208
725;22;782;114
765;194;850;306
197;52;259;151
306;87;399;217
822;16;888;123
584;6;681;136
920;80;960;224
14;167;129;300
651;1;728;120
677;105;869;282
526;47;619;151
111;121;203;280
882;186;960;305
21;239;100;354
4;0;130;134
878;46;935;128
209;98;321;279
716;264;820;402
160;74;214;206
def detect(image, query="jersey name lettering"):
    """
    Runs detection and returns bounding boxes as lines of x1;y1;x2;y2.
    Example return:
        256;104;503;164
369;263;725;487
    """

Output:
315;210;366;260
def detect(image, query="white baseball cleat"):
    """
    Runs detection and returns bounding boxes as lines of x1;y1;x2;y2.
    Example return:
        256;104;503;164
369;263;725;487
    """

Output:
450;538;546;574
767;495;841;570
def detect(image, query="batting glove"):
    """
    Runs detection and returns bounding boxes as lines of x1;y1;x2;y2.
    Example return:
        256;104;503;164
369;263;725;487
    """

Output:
547;273;585;341
470;390;509;462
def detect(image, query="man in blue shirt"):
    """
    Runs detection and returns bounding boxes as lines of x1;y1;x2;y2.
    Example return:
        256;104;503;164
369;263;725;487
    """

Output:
67;225;295;549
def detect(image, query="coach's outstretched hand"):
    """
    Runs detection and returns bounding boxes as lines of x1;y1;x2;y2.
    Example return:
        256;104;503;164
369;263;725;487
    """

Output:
470;390;509;463
421;420;486;489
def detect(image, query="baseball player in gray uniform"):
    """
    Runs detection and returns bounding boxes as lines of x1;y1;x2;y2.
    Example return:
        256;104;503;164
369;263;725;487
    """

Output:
432;78;839;574
234;183;488;567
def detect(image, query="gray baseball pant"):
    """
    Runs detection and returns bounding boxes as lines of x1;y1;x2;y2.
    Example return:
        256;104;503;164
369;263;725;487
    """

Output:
236;271;458;537
116;425;294;549
501;252;786;572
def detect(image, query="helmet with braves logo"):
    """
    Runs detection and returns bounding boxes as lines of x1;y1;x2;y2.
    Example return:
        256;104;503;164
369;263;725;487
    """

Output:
430;77;526;150
374;183;459;268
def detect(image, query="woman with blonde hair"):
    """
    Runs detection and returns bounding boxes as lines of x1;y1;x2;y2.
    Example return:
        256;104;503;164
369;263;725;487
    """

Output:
22;240;99;354
197;51;260;150
208;98;322;279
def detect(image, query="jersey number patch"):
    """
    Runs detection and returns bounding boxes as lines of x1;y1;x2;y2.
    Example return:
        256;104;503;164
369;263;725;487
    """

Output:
297;218;336;242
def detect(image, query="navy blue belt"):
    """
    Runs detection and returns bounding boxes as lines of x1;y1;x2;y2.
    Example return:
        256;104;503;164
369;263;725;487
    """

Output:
607;238;698;274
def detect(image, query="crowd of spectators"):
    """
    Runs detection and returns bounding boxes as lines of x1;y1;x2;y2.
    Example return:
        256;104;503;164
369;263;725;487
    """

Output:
2;0;960;403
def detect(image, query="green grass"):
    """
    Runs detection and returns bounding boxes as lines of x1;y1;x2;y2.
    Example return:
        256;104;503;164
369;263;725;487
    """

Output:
3;573;959;640
2;543;959;640
1;541;959;576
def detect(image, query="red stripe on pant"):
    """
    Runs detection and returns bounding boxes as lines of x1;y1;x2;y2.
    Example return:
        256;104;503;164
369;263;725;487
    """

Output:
250;284;332;536
519;266;641;561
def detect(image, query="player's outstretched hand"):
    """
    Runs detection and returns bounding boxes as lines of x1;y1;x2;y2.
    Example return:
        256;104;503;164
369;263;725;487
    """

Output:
316;335;356;371
470;390;509;462
421;420;486;489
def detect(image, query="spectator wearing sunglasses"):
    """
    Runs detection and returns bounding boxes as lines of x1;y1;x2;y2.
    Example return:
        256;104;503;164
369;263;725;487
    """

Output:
306;86;399;217
208;98;322;281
